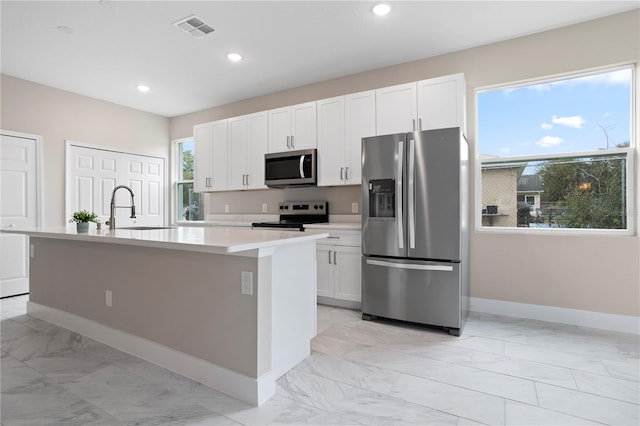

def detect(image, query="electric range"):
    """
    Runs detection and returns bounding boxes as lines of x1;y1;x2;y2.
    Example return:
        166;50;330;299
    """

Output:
252;201;328;231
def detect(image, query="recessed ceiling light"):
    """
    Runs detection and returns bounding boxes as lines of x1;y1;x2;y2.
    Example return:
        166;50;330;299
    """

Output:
372;3;392;16
137;84;150;93
57;25;75;35
227;53;243;62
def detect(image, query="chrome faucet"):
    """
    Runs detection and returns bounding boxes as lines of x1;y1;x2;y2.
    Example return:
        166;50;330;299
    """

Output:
106;185;136;230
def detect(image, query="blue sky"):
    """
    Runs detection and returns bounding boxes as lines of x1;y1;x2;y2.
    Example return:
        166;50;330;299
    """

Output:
477;68;632;158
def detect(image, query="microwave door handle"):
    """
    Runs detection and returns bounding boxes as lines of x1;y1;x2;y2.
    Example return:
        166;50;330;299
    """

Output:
299;155;306;178
397;140;404;249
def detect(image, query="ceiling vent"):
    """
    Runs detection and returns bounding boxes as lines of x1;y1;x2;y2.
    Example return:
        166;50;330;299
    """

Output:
173;15;214;39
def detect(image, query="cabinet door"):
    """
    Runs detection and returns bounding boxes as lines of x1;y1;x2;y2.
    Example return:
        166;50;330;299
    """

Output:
317;96;345;186
316;244;334;298
193;123;211;192
345;90;375;185
417;73;466;133
291;101;317;150
246;111;268;189
210;119;228;191
228;116;248;190
334;246;362;302
268;107;292;153
376;82;417;135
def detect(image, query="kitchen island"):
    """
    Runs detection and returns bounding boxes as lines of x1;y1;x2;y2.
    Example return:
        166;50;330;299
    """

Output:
2;226;328;405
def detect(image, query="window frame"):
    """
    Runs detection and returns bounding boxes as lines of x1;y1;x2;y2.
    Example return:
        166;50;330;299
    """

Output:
171;137;203;224
474;64;636;236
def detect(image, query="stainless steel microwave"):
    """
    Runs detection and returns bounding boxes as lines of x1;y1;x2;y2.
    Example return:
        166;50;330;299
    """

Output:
264;149;317;188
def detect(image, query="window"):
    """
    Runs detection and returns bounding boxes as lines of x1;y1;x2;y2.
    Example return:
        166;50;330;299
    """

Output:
174;138;203;222
477;66;634;233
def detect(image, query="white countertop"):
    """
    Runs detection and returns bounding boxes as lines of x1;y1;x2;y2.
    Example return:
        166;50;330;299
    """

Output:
2;226;329;255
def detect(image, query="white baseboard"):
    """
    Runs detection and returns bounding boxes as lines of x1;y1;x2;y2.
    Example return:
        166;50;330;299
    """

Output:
27;301;274;405
469;297;640;335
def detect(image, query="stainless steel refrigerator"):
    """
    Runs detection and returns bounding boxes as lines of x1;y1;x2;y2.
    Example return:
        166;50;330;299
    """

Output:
361;127;469;336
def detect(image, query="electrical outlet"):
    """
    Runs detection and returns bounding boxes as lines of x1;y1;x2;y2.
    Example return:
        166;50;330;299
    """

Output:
352;202;359;213
262;203;268;213
241;271;253;295
106;290;112;307
224;204;230;213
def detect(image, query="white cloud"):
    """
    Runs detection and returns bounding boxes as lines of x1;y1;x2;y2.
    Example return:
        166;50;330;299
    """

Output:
541;122;553;130
528;83;552;92
536;136;563;148
499;147;512;154
551;115;585;129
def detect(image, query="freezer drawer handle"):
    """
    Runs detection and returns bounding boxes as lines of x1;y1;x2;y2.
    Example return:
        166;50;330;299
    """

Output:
366;259;453;272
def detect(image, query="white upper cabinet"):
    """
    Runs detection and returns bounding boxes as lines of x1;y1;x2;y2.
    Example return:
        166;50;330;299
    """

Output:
376;74;466;135
193;119;228;192
228;112;268;190
417;73;466;134
317;90;375;186
193;122;211;193
268;101;317;152
375;82;417;135
317;96;345;186
344;90;375;185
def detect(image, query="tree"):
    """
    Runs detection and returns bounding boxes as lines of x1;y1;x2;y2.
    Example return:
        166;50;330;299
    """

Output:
537;150;626;229
182;149;194;180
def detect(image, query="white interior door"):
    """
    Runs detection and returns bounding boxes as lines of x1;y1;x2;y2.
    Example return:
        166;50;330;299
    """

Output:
1;132;39;297
67;143;166;228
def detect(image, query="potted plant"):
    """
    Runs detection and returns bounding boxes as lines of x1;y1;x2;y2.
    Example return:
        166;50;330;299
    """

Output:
69;210;98;233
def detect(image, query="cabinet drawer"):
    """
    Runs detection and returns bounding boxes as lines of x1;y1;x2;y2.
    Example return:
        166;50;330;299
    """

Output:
317;230;361;246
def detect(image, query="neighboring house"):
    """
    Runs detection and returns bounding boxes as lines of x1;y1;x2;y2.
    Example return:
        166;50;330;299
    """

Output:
480;163;524;227
517;174;543;210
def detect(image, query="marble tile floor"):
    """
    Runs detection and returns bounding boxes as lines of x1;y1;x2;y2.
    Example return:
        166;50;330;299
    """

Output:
1;294;638;425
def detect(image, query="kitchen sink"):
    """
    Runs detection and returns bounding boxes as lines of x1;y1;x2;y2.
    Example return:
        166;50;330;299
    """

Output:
120;226;174;230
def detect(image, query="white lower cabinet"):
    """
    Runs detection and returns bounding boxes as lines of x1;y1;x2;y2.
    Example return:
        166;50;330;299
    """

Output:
316;230;361;308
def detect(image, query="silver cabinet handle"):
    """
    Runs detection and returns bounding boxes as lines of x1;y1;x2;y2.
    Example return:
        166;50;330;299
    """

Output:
340;167;344;180
328;250;332;264
287;136;290;148
333;251;337;264
206;177;212;187
397;140;404;249
408;138;416;249
291;135;295;148
366;259;453;272
243;174;247;185
299;155;305;178
246;174;249;186
412;118;416;131
345;167;349;181
418;118;422;131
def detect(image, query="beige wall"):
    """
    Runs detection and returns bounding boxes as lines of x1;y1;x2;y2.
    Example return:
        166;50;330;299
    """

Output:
0;75;169;226
172;10;640;317
29;237;268;378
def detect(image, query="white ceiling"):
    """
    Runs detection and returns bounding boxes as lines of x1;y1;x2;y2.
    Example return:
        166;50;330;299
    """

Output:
2;1;638;118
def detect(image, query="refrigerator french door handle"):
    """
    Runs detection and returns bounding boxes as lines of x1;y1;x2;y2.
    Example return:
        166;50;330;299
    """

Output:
366;259;454;272
299;155;306;178
408;138;416;249
397;140;404;249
